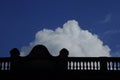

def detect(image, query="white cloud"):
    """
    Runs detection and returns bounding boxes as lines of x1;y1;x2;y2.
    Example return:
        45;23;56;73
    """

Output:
20;20;111;57
100;14;111;23
104;30;120;35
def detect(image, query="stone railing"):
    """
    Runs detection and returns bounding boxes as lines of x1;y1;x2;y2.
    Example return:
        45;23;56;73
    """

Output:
0;45;120;72
67;57;120;71
0;58;11;71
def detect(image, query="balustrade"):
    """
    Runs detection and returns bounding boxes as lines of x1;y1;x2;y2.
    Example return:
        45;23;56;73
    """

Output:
0;57;120;71
0;58;10;71
68;61;100;70
67;57;120;71
107;61;120;70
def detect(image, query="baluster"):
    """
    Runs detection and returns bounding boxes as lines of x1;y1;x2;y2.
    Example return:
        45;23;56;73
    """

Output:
5;62;7;70
5;62;8;70
1;62;4;70
112;61;114;70
81;61;83;70
94;61;97;70
91;62;93;70
86;62;88;70
118;62;120;70
3;62;5;70
98;61;100;70
84;62;86;70
0;60;11;71
117;62;119;70
77;62;80;70
74;62;76;70
96;61;98;70
114;62;117;70
110;61;113;70
87;62;90;70
107;62;109;70
71;61;73;70
112;61;115;70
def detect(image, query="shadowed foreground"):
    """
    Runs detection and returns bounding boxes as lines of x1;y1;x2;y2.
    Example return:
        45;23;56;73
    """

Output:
0;45;120;80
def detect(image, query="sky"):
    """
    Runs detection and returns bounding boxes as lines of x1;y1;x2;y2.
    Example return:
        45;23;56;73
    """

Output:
0;0;120;57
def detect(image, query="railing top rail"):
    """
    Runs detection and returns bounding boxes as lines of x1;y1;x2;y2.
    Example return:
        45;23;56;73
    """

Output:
68;57;120;62
0;57;120;62
0;57;10;61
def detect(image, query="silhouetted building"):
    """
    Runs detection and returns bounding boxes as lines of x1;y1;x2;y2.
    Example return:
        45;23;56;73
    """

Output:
0;45;120;80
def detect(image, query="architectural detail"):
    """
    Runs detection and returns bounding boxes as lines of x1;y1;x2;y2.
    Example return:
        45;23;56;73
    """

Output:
0;45;120;80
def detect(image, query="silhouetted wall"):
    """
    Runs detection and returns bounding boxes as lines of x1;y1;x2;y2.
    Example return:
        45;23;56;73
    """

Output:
0;45;120;80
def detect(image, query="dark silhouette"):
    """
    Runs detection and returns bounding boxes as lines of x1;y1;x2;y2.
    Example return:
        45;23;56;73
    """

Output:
0;44;120;80
27;45;52;58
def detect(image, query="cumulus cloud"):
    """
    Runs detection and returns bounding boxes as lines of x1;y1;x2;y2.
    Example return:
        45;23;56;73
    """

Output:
21;20;110;57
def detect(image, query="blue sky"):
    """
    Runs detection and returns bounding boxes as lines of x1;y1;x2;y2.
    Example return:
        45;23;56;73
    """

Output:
0;0;120;57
